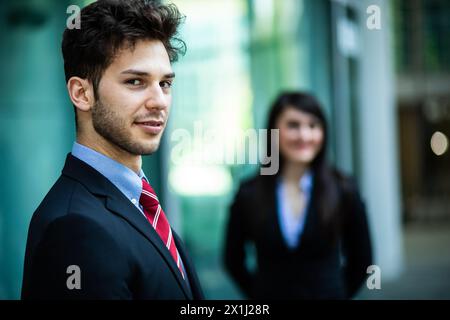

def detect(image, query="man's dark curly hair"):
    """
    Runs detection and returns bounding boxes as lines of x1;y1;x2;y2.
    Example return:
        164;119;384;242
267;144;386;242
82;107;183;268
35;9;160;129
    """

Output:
62;0;185;97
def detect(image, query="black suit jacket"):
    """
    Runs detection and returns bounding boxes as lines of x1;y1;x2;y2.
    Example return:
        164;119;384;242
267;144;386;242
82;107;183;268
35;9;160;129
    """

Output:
21;154;204;300
223;171;373;299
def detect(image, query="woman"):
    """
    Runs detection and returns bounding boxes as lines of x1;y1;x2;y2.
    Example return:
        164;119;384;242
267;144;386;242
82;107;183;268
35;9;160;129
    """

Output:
223;91;373;299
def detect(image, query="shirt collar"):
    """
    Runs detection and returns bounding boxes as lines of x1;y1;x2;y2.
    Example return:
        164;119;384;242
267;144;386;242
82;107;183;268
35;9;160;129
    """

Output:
299;169;314;193
276;169;314;194
71;142;147;204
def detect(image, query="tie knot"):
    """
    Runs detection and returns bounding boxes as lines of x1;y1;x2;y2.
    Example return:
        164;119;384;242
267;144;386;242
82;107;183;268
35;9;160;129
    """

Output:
140;178;159;208
141;178;155;193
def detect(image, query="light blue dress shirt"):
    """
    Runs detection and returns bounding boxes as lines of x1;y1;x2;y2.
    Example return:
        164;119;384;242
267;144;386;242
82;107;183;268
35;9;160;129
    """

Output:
72;142;148;217
276;171;314;249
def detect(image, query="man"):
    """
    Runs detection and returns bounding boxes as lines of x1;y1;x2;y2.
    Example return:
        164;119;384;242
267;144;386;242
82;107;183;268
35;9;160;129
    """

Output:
21;0;203;300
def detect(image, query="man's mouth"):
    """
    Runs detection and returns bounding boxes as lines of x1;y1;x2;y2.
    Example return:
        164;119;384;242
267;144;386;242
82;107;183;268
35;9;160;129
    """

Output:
134;120;164;135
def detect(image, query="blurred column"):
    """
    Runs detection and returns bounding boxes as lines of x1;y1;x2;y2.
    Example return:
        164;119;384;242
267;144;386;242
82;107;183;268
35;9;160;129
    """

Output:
330;0;356;174
356;0;404;280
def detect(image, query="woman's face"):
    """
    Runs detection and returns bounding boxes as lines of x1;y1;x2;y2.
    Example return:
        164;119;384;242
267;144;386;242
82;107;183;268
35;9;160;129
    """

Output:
275;106;324;166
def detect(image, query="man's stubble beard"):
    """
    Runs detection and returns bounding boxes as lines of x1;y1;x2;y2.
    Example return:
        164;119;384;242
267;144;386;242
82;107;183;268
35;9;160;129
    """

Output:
91;99;161;156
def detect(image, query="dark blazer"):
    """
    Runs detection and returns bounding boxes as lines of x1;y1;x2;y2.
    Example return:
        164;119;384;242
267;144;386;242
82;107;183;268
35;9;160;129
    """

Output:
22;154;204;300
223;171;373;299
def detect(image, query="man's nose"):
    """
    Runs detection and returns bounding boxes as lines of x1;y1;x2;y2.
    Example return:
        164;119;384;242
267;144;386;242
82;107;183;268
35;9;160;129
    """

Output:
144;83;169;110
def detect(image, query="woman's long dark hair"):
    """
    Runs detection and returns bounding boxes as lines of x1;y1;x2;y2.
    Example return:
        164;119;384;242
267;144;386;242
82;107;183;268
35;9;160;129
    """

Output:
262;91;341;239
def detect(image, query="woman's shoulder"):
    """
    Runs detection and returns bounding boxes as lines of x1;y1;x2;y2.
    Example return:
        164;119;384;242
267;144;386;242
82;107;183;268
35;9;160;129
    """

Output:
234;174;275;199
329;167;360;196
235;174;261;195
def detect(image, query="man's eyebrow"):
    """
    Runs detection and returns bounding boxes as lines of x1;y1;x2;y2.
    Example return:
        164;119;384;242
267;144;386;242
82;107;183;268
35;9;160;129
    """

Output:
120;69;175;78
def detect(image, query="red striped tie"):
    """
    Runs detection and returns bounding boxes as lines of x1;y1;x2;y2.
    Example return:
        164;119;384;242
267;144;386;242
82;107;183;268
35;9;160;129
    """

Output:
139;178;184;279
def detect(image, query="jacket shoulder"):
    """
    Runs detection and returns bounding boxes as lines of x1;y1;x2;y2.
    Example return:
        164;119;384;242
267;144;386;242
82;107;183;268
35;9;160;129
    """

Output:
31;175;107;226
330;167;360;196
237;175;259;193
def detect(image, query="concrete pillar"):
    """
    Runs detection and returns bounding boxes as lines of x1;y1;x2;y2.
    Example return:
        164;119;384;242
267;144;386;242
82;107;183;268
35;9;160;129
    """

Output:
356;0;404;281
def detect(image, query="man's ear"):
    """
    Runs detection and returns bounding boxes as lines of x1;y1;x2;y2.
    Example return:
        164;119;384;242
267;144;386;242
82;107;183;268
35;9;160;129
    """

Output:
67;77;95;112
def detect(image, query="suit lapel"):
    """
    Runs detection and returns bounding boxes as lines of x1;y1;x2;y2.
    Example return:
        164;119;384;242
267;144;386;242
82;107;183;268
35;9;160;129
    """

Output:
296;192;314;248
297;176;319;247
62;154;192;299
257;177;286;250
173;233;203;299
105;196;193;299
269;187;290;250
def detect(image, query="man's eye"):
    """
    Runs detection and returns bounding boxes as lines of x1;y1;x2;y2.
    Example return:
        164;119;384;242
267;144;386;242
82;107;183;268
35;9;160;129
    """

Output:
160;80;173;89
125;79;143;86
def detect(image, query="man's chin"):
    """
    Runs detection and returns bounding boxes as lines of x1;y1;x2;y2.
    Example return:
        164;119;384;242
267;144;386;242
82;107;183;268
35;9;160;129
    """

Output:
141;150;157;156
140;142;161;155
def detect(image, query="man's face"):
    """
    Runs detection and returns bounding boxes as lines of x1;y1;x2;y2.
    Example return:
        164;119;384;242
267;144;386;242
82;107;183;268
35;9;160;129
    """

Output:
91;39;174;156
